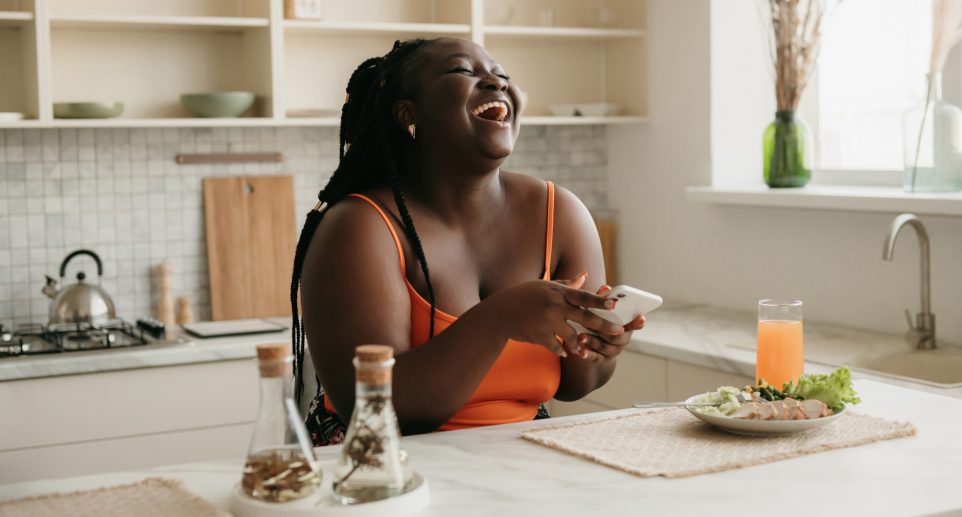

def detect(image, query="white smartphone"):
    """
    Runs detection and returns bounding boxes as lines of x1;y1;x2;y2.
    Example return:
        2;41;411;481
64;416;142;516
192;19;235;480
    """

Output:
590;285;663;326
568;285;662;335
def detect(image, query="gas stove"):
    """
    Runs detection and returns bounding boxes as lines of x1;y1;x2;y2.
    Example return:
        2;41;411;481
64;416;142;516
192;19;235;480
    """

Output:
0;319;167;358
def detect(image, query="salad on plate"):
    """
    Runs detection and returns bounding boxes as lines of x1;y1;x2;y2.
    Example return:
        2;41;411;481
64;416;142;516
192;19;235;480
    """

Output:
689;366;860;421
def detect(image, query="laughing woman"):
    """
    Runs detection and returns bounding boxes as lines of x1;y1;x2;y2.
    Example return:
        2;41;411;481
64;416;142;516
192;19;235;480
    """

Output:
291;37;645;446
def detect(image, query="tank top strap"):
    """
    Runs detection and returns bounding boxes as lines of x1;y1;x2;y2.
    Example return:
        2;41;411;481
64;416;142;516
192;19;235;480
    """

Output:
543;181;555;280
346;193;406;274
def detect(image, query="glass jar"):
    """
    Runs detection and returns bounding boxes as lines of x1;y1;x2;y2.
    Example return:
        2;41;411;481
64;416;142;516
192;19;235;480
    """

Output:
241;343;321;503
333;344;409;505
763;111;813;188
902;73;962;193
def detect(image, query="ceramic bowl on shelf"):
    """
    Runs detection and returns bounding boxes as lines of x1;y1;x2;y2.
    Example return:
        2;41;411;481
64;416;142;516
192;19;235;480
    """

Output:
180;91;256;118
548;104;579;116
53;102;123;119
547;103;620;117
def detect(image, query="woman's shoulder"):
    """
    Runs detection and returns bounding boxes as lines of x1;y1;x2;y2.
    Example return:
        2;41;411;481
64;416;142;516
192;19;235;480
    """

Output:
500;170;589;216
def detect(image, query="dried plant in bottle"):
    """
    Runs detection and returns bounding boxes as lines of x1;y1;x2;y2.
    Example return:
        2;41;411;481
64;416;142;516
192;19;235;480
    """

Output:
242;448;321;503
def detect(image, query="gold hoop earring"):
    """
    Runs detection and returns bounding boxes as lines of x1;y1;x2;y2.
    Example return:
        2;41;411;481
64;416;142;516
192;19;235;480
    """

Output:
407;124;416;139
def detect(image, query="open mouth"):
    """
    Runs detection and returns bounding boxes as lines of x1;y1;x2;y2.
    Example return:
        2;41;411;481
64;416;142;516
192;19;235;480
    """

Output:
470;100;511;126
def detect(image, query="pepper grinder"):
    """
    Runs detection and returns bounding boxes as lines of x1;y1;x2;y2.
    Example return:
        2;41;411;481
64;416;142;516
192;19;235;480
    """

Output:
176;296;194;325
156;260;175;329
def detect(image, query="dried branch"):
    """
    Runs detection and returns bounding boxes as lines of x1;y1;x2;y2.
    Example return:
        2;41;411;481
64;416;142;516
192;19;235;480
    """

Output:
761;0;831;112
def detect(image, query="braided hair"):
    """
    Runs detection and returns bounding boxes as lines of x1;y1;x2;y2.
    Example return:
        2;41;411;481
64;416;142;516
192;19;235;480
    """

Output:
291;38;439;404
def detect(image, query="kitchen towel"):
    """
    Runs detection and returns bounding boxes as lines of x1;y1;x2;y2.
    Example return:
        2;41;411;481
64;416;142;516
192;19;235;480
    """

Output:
521;409;916;478
0;477;228;517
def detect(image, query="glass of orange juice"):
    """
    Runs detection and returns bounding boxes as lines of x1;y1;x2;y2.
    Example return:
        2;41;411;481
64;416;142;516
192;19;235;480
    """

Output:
756;299;804;389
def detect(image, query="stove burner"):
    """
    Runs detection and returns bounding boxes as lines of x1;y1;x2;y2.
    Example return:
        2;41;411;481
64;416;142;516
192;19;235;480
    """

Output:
0;320;150;358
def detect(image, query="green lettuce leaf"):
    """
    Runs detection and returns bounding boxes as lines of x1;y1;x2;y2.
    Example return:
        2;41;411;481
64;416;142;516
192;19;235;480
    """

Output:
784;366;860;412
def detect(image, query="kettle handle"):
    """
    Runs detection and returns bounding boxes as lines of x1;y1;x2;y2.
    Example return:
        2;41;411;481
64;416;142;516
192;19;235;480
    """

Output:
59;249;104;279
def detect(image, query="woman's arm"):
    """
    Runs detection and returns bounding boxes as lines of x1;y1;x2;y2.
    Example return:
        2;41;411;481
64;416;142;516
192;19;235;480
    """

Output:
550;186;644;402
301;197;611;434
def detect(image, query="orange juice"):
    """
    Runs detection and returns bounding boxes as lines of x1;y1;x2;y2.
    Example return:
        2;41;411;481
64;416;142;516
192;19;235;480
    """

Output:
756;319;804;389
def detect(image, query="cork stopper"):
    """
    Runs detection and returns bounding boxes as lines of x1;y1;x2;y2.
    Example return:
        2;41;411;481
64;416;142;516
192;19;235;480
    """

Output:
354;345;394;385
256;343;292;378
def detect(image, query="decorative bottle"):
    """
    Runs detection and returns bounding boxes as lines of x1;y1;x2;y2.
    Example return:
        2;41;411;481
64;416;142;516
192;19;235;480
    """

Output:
241;343;321;503
333;344;410;504
903;73;962;193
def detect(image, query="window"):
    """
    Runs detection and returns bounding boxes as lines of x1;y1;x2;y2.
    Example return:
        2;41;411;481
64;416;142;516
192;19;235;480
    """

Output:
809;0;931;174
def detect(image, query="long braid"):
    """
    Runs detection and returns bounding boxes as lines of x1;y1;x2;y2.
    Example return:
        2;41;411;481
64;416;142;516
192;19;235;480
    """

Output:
291;38;438;405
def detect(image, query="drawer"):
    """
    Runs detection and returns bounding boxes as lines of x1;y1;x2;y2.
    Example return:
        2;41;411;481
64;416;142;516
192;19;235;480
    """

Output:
1;359;258;451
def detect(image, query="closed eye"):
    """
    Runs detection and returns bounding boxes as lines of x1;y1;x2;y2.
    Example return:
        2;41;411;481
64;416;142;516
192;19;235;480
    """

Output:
447;66;474;75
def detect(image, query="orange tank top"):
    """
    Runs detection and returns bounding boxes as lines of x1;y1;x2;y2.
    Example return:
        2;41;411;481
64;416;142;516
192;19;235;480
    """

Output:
324;182;562;431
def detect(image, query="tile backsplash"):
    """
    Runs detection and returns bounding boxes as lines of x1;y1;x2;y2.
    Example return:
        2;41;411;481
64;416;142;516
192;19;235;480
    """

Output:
0;125;609;327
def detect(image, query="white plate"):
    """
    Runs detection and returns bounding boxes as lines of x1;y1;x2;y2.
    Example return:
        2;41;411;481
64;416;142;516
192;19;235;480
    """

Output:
0;112;24;121
683;394;846;436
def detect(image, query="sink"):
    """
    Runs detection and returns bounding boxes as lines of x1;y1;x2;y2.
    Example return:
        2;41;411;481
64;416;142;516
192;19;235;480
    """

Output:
849;348;962;388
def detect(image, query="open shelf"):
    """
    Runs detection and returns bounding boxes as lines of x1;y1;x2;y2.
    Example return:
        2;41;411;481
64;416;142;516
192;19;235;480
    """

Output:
523;115;648;125
0;11;31;27
0;0;648;128
284;20;470;36
50;26;273;119
483;25;645;39
49;15;269;31
39;117;276;128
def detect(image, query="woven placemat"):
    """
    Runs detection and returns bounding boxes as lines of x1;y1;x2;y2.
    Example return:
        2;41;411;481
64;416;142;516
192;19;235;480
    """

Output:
522;409;916;478
0;477;228;517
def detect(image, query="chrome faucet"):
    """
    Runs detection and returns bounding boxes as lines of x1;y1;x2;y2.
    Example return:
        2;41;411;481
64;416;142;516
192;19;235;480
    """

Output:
882;213;935;350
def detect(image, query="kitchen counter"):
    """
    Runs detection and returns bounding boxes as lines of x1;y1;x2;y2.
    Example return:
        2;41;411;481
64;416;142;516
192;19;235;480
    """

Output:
632;303;962;399
4;304;960;403
0;327;287;381
1;380;960;516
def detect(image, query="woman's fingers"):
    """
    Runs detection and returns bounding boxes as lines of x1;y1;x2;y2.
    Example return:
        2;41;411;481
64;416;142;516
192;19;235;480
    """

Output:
560;286;611;310
626;314;646;331
581;332;628;360
566;306;624;337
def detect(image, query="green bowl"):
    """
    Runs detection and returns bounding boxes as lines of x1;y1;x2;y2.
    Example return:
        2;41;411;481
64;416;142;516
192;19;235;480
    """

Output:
180;91;256;118
53;102;124;119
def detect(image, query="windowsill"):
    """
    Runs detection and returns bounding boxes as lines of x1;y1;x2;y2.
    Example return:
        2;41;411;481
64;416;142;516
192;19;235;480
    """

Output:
686;184;962;216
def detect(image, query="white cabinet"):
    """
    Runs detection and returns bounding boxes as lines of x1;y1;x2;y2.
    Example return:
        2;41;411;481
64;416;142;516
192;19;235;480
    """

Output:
550;350;753;417
0;359;259;483
1;0;647;128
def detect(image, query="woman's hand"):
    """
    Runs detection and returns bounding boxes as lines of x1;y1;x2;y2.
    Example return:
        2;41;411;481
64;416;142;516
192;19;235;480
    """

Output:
484;272;617;358
574;285;646;363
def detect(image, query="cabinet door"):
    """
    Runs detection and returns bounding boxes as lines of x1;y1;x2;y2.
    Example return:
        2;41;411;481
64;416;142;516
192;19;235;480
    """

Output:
551;351;667;416
666;361;754;401
1;360;258;451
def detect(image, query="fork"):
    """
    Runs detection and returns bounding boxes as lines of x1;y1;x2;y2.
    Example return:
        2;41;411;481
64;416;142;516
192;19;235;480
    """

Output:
632;392;754;409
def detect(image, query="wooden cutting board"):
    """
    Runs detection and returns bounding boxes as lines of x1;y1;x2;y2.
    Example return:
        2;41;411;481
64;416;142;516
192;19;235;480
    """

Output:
202;175;296;321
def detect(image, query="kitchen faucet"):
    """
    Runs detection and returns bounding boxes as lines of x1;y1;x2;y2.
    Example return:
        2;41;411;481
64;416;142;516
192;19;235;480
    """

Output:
882;213;935;350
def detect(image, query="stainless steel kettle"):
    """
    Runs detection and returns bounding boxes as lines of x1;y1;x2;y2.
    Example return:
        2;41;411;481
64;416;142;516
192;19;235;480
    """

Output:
42;249;117;325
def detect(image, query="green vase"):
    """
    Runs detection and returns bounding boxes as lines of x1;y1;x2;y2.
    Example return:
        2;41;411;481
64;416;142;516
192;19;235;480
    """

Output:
763;111;812;188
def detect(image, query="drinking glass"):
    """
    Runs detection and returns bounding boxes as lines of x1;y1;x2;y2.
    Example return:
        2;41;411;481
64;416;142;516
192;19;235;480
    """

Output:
755;299;804;389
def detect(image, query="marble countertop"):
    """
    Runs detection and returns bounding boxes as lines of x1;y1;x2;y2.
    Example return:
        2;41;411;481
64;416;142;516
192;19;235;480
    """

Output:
4;304;961;403
632;303;962;399
1;380;960;516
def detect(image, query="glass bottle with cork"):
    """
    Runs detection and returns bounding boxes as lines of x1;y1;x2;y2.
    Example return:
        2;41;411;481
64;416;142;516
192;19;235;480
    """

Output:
241;342;321;503
333;344;410;504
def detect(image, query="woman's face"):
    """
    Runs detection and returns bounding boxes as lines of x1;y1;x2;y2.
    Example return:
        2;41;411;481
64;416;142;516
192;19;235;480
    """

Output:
404;38;524;164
